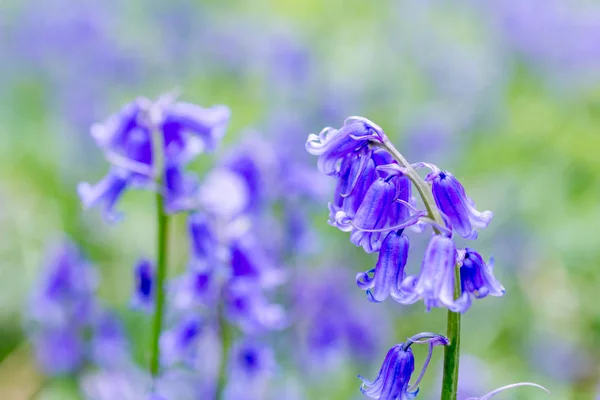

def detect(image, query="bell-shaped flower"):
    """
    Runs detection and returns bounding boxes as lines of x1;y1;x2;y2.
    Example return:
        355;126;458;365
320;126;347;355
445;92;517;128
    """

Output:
399;235;466;312
350;175;419;253
131;258;154;312
31;327;84;376
90;312;131;369
359;332;449;399
78;95;231;221
224;340;277;400
160;315;203;367
27;240;98;328
429;171;492;240
306;116;387;175
356;230;409;303
455;248;505;311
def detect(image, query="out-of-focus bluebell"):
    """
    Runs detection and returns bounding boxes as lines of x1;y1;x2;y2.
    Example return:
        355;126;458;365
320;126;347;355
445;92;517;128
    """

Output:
224;279;286;334
27;241;98;328
160;315;203;367
292;268;385;371
223;339;277;400
26;240;98;375
78;95;230;220
359;332;449;400
131;258;155;312
90;311;131;369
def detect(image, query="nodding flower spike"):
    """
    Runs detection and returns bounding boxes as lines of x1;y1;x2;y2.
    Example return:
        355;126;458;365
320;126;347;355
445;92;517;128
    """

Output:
356;230;409;303
131;258;154;312
306;117;386;175
456;248;505;311
398;235;466;312
358;332;448;400
465;382;550;400
429;170;492;240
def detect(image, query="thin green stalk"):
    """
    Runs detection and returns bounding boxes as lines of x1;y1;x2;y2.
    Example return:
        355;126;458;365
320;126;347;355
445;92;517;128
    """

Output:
149;192;169;377
381;139;462;400
441;266;461;400
149;124;169;378
215;299;231;400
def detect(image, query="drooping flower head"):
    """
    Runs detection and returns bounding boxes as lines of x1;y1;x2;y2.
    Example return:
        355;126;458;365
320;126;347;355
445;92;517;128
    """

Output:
428;170;492;240
359;333;449;399
78;94;231;220
456;248;505;310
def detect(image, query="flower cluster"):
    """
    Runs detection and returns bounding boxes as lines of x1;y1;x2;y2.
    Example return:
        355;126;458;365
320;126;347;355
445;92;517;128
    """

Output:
307;116;503;314
78;94;230;221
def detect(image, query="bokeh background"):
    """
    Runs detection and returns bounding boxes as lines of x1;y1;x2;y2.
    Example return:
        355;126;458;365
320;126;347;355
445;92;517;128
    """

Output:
1;0;600;399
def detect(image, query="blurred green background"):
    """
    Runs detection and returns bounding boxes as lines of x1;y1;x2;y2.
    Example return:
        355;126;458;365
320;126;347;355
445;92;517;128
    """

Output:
1;0;600;399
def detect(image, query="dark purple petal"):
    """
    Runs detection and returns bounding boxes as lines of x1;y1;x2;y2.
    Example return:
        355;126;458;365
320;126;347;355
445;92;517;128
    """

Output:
359;345;417;399
77;170;129;222
431;171;492;240
459;248;505;304
131;258;154;312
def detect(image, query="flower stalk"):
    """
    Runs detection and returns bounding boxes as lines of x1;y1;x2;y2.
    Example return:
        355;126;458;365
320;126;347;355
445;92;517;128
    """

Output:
381;139;462;400
149;126;170;378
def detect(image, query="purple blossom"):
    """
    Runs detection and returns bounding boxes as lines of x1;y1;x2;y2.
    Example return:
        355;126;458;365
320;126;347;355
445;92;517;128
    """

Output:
356;230;410;303
160;315;203;367
456;248;505;310
359;333;449;399
428;170;492;240
306;117;386;175
90;312;131;369
78;95;230;220
31;327;84;376
398;235;464;312
224;340;277;400
131;258;154;312
27;241;98;328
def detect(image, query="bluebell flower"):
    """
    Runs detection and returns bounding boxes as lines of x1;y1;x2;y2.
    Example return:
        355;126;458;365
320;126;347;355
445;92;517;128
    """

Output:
188;213;218;268
398;235;465;312
428;170;492;240
359;332;449;400
224;340;277;400
160;315;203;367
306;117;387;175
350;175;419;253
90;311;131;369
78;96;230;220
456;248;505;310
131;258;154;312
356;230;410;302
32;327;84;375
225;280;286;334
28;241;98;328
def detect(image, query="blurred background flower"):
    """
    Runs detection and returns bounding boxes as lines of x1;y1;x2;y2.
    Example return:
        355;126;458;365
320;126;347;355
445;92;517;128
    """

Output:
1;0;600;399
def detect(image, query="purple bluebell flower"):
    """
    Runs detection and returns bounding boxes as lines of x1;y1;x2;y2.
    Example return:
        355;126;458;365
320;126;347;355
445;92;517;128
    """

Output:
90;311;131;369
356;230;410;302
28;241;98;328
349;174;416;253
224;340;277;400
399;235;465;312
225;280;286;334
188;213;218;268
78;96;231;220
32;327;84;375
428;170;492;240
160;315;203;367
306;117;386;175
131;258;154;312
456;248;504;310
359;333;449;399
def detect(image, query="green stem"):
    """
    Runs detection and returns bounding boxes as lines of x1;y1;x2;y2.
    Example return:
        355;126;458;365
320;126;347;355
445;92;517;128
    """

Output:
441;266;461;400
149;192;169;377
215;298;231;400
381;139;461;400
149;123;169;378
